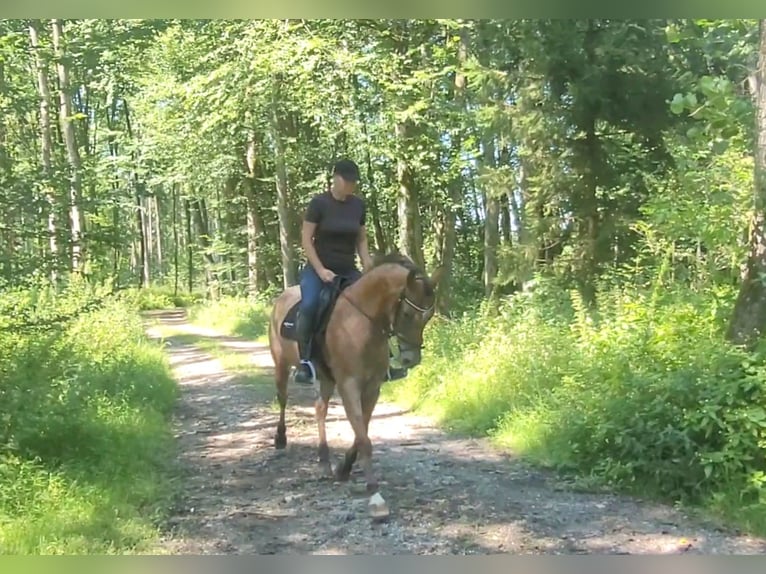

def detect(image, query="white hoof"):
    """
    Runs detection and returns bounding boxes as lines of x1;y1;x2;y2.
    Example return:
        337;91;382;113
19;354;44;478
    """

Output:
368;492;390;520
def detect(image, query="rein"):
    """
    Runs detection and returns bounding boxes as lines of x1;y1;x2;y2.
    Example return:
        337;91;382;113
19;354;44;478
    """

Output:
339;270;434;348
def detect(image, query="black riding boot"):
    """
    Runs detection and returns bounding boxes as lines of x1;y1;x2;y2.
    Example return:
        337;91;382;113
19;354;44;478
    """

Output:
386;344;408;382
293;310;317;385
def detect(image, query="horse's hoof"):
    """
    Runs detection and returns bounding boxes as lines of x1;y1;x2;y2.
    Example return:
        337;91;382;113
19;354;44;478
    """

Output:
318;462;334;478
274;434;287;449
335;468;351;482
368;492;390;521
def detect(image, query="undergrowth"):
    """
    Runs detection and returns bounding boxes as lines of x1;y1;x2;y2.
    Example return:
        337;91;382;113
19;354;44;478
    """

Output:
118;284;201;311
0;277;179;554
186;293;274;340
382;275;766;536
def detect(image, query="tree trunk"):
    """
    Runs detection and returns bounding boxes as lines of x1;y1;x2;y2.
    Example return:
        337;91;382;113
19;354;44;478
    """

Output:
172;184;179;297
395;119;425;269
244;130;268;295
0;58;11;280
393;23;425;269
135;192;149;287
122;99;149;287
29;21;58;283
51;19;83;273
154;194;163;275
436;22;470;314
184;197;194;293
145;192;154;267
219;176;239;290
105;91;121;279
510;165;526;246
364;149;387;254
499;145;513;247
270;77;297;288
726;20;766;348
191;196;219;298
482;139;500;298
574;21;604;308
353;75;387;254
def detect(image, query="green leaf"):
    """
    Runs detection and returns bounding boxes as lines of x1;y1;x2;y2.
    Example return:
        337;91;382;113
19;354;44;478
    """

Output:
721;125;740;139
665;25;681;44
711;139;729;154
699;76;717;97
670;93;686;115
686;126;702;140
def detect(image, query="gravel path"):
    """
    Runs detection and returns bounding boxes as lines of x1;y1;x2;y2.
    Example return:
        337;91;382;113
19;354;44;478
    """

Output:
143;309;766;555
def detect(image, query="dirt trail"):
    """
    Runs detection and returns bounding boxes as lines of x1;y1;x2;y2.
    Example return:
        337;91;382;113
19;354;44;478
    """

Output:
144;309;766;555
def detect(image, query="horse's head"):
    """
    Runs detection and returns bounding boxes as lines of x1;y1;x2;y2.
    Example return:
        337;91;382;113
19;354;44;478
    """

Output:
376;254;444;369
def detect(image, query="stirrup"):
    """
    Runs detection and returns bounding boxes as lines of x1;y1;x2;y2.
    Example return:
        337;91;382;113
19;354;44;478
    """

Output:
293;360;317;385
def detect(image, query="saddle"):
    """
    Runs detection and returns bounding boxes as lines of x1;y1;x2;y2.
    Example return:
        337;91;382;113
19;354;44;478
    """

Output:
279;275;356;361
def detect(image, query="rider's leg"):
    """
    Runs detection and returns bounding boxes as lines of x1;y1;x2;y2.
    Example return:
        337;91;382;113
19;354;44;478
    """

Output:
386;336;409;381
294;265;323;385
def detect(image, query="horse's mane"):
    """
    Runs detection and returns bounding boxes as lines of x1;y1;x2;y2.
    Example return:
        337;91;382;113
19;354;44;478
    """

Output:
372;251;418;271
370;252;434;297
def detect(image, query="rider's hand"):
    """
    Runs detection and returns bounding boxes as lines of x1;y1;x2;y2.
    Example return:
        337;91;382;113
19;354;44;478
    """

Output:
318;268;336;283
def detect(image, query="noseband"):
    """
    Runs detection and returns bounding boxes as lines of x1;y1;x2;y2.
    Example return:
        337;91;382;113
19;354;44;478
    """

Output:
390;290;434;350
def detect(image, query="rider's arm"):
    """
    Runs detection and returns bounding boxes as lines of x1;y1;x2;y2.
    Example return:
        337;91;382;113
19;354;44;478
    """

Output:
302;221;326;274
356;226;373;272
303;198;326;274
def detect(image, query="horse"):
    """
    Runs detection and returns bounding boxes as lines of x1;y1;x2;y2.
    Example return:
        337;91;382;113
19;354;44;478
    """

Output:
267;252;443;496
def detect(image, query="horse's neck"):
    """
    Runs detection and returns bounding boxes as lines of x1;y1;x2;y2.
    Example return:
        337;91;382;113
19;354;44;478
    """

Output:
346;266;404;320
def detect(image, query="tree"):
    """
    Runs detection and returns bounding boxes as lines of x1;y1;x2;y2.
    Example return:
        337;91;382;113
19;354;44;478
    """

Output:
727;20;766;348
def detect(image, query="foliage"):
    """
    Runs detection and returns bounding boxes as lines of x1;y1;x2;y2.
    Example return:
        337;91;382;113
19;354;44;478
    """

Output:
118;284;202;311
186;292;276;340
0;280;179;553
383;272;766;531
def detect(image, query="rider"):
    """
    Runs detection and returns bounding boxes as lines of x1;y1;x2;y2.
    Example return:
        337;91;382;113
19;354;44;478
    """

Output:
293;158;407;385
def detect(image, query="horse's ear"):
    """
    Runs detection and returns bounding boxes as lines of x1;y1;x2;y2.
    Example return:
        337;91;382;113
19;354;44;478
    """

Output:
429;266;446;287
406;268;417;288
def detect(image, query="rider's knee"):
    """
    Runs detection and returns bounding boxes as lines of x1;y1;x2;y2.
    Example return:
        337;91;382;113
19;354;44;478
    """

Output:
300;296;320;317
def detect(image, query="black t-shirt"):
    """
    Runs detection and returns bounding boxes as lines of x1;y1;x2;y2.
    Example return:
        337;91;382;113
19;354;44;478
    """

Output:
304;192;366;274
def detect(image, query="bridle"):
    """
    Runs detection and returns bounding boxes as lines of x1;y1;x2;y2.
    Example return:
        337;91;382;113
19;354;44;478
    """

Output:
340;272;434;350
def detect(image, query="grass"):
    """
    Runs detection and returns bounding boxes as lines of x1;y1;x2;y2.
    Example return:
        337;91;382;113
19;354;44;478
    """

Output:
0;279;180;554
117;284;202;311
186;294;273;343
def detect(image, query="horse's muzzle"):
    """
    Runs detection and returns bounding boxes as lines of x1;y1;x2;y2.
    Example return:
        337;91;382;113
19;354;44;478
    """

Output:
399;348;421;368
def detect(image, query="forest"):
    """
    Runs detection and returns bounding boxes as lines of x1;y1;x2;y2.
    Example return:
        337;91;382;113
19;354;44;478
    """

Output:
3;18;766;553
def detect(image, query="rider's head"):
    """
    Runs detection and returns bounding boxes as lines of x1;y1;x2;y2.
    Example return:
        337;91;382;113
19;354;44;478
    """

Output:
330;158;360;199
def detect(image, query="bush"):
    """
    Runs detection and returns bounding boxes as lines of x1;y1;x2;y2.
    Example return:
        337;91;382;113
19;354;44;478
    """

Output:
118;285;201;311
0;279;179;553
386;278;766;529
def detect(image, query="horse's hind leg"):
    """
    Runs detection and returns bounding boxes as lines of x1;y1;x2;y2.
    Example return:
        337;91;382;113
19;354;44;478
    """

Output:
273;361;289;449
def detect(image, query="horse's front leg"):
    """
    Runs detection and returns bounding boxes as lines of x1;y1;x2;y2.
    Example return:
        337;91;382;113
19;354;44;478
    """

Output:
358;383;381;493
336;380;380;493
315;384;334;478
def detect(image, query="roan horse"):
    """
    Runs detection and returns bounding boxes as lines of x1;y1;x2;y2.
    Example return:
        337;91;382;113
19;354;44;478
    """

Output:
268;252;442;497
